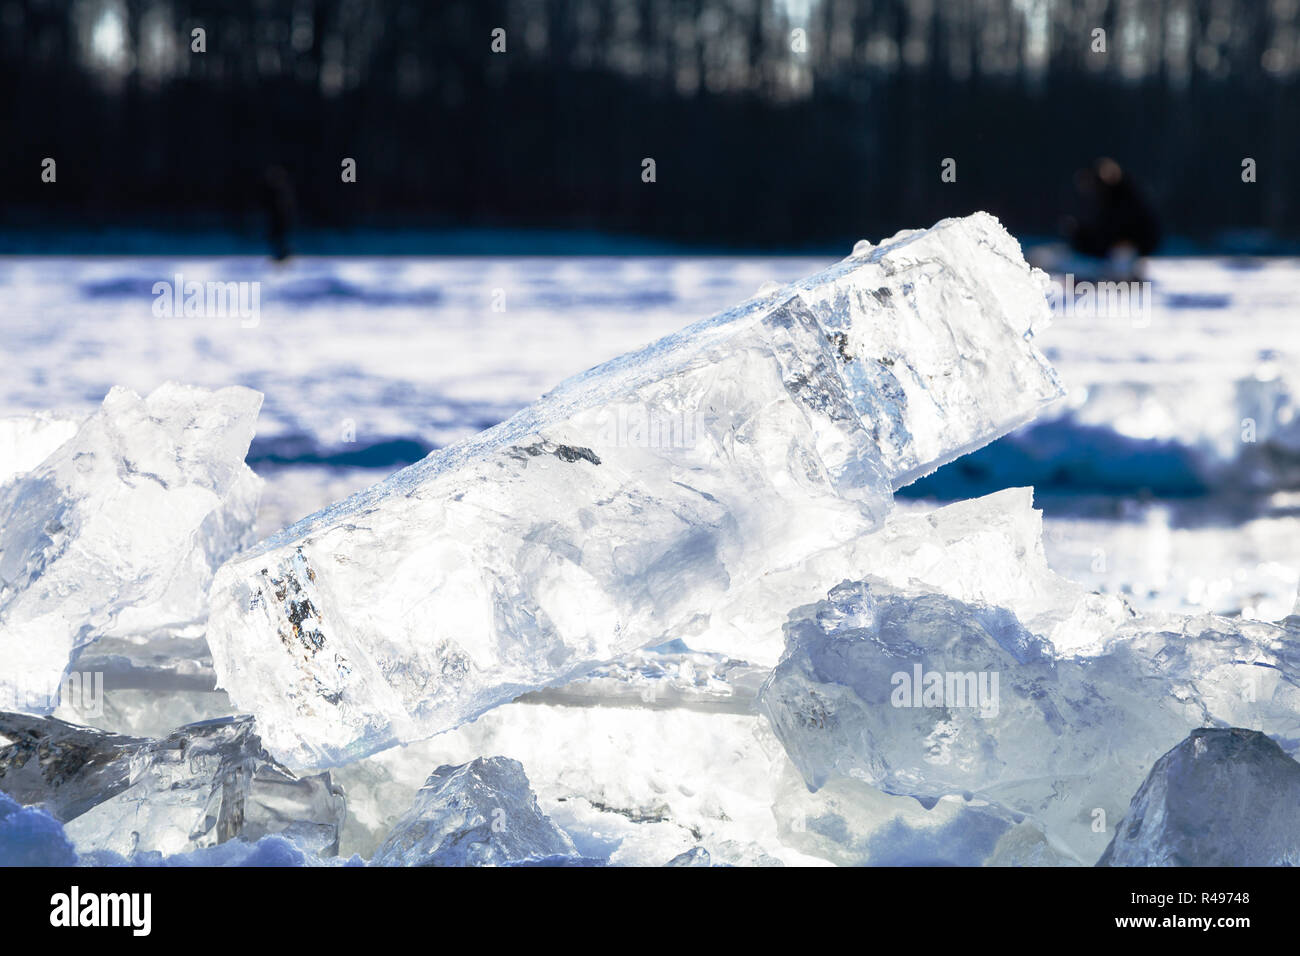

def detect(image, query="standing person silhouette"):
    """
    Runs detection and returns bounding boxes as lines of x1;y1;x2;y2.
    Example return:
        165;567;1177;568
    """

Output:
261;166;296;263
1062;158;1161;266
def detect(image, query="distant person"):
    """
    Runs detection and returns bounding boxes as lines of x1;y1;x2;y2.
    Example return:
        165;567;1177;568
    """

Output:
260;166;296;262
1061;157;1160;261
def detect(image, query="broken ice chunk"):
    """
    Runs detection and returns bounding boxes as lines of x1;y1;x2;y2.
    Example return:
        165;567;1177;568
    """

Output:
686;486;1133;664
0;713;346;858
758;578;1300;863
370;756;578;866
0;384;263;714
1098;728;1300;866
664;846;713;866
207;212;1062;768
0;411;81;485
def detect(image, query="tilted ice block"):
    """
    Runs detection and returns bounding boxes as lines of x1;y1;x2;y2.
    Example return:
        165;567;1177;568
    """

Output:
1099;728;1300;866
207;212;1062;767
0;384;263;713
758;579;1300;863
370;756;578;866
0;411;81;485
0;712;346;858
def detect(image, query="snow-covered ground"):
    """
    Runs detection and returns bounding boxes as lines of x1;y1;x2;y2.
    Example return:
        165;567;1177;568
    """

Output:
2;252;1297;619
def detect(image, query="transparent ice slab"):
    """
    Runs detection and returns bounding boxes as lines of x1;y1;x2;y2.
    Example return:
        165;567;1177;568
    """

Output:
206;213;1062;768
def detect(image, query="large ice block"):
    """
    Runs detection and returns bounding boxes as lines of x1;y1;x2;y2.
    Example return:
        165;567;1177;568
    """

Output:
0;713;346;858
1098;728;1300;866
207;212;1062;768
0;384;263;714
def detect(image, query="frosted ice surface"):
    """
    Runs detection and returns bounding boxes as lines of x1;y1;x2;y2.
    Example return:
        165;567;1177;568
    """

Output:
0;384;263;714
3;813;364;866
207;213;1062;768
370;756;578;866
758;578;1300;864
0;712;346;858
500;853;607;867
1099;728;1300;866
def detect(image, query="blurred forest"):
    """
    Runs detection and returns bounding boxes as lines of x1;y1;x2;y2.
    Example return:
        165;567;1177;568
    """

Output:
2;0;1297;250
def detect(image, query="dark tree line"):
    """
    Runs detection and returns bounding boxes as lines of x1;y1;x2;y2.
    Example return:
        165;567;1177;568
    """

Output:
2;0;1295;249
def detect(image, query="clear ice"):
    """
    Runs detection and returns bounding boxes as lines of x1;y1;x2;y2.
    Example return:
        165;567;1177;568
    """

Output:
0;712;346;858
370;756;579;866
758;569;1300;864
0;384;263;714
1099;727;1300;866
